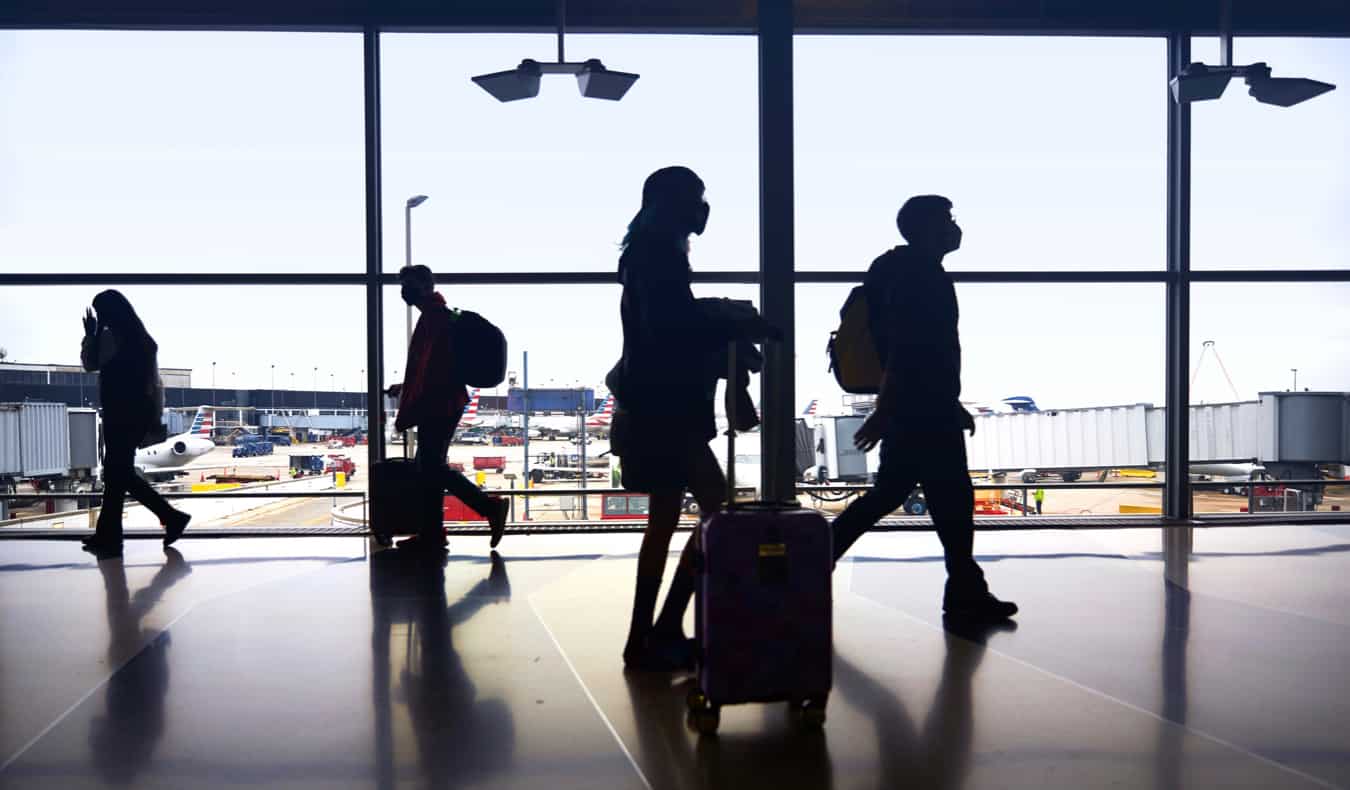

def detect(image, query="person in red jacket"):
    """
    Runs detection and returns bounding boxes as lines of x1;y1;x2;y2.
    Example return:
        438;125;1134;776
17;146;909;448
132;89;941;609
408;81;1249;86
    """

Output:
387;265;507;553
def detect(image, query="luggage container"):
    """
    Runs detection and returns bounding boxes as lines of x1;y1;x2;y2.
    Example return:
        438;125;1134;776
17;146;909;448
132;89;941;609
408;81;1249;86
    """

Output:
0;402;71;478
0;407;19;478
68;408;99;472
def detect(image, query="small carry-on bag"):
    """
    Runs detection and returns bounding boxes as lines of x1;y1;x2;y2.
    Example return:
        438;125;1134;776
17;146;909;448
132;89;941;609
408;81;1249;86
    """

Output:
370;432;442;546
686;343;834;735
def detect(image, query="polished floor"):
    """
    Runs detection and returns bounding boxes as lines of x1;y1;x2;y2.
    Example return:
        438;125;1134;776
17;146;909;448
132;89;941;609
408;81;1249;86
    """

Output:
2;524;1349;789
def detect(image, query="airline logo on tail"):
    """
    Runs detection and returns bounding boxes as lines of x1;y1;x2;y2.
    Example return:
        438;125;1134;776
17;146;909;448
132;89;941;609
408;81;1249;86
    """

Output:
189;406;213;438
586;393;615;427
802;399;819;417
461;389;481;424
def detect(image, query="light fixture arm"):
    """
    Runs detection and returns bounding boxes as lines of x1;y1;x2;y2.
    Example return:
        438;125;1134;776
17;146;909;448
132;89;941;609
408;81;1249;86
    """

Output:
557;0;566;63
1219;0;1233;67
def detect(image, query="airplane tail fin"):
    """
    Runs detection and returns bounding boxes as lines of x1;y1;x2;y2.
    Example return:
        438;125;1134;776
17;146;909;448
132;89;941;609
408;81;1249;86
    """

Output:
462;389;481;422
189;406;213;438
802;399;818;417
586;393;615;426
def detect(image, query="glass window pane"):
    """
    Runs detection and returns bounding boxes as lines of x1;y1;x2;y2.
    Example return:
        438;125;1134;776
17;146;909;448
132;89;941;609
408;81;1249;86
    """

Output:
1;31;366;275
381;282;758;514
0;285;368;531
1192;38;1350;270
1190;283;1350;515
794;36;1166;272
795;283;1166;517
380;33;758;273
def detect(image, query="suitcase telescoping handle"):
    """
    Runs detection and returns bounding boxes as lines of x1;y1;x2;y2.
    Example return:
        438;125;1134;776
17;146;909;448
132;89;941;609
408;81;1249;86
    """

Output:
725;340;737;508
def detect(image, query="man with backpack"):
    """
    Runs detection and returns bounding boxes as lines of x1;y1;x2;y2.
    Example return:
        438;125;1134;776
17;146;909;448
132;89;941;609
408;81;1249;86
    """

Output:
388;264;508;553
832;196;1017;621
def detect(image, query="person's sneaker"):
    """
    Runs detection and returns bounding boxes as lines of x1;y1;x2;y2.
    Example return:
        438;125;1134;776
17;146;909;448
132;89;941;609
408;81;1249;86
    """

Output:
623;633;696;673
163;509;191;548
943;591;1018;621
397;531;448;553
487;498;509;549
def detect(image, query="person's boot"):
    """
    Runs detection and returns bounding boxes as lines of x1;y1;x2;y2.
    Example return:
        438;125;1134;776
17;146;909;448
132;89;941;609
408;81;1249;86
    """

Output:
397;529;448;553
943;586;1019;621
487;497;509;549
82;536;123;561
163;509;191;547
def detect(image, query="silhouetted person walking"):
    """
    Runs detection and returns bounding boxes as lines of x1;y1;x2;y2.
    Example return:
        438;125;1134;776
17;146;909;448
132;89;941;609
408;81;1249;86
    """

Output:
80;290;190;560
832;196;1017;621
609;166;775;670
388;265;508;553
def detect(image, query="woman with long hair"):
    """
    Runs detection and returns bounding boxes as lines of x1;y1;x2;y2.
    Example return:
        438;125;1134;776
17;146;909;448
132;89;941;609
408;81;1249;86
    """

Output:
80;290;190;559
610;166;773;670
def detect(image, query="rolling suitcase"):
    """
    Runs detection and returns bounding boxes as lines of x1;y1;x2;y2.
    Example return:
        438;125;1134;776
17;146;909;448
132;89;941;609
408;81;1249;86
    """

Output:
370;432;442;546
686;344;833;735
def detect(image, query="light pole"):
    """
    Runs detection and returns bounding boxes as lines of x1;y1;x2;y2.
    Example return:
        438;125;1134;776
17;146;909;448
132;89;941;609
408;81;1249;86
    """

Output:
313;366;319;410
1291;368;1299;391
405;195;429;352
211;361;216;407
271;364;276;411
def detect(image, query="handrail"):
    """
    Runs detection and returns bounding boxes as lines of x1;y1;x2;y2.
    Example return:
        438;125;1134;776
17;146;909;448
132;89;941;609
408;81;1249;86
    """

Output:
6;491;366;499
8;479;1342;501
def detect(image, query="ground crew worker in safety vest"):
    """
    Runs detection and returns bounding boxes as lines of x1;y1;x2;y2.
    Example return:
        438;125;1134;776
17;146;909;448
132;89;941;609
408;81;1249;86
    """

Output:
1034;487;1045;515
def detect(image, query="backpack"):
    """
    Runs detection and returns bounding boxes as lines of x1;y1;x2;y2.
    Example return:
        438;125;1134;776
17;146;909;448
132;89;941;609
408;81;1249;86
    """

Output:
450;309;508;388
826;284;883;394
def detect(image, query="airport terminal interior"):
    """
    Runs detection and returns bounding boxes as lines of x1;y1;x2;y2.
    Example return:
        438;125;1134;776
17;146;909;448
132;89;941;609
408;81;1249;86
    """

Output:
3;1;1350;788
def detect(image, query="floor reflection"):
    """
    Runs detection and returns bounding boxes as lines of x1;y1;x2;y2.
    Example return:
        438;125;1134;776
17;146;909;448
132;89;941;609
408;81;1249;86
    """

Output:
832;618;1015;790
1156;580;1191;789
91;548;192;785
369;551;515;789
622;672;834;790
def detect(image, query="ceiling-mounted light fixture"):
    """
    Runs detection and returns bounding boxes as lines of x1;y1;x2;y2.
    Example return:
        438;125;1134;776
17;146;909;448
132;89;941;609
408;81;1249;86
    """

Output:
1170;0;1335;107
471;0;639;102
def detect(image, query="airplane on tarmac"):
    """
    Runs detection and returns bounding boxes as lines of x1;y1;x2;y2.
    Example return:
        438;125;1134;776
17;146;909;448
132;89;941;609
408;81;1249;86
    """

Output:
963;396;1040;415
134;406;215;476
799;395;1041;422
511;393;615;440
457;391;615;440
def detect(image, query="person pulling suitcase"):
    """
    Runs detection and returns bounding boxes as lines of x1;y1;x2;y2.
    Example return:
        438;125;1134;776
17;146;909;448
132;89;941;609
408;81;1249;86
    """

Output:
607;167;779;671
387;264;508;553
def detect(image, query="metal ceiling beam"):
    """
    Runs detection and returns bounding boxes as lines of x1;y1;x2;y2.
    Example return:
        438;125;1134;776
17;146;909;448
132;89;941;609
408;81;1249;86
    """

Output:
4;0;1349;35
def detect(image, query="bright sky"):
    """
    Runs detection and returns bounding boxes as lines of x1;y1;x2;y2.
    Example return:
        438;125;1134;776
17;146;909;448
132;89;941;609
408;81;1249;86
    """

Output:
1;32;1347;411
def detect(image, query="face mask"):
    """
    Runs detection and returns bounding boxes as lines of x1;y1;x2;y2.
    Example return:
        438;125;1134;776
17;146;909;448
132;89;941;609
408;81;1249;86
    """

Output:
691;201;710;236
400;284;419;305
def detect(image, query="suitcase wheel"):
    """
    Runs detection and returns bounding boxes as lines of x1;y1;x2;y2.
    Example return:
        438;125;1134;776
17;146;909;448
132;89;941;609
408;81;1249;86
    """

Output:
685;688;720;735
788;697;827;730
686;706;720;736
686;688;709;712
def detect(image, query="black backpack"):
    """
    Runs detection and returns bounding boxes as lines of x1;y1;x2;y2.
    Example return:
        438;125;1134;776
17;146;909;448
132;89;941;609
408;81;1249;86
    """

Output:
450;309;508;388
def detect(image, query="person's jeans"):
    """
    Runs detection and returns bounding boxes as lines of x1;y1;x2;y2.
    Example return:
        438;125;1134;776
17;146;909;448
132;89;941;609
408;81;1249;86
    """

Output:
97;425;177;540
831;425;986;595
416;419;495;537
